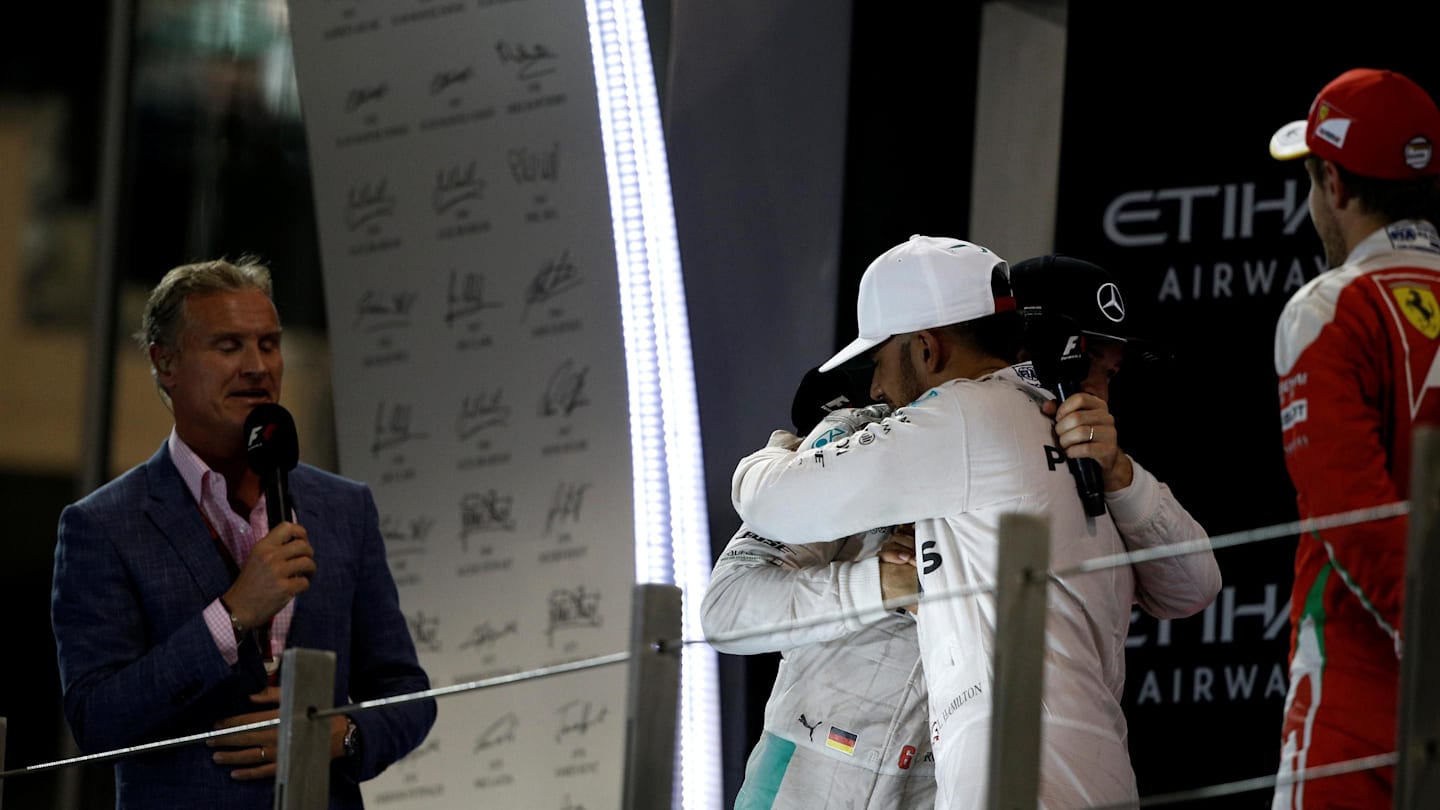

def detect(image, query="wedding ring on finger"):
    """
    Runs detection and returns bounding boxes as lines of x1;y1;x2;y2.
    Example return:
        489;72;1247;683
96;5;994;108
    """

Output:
1088;426;1096;443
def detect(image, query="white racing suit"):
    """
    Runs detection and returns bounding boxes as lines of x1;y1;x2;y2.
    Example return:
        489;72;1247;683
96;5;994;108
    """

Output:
704;526;935;809
704;463;1218;810
731;367;1196;810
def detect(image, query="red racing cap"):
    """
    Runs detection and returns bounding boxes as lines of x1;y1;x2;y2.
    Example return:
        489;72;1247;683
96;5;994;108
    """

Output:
1269;68;1440;180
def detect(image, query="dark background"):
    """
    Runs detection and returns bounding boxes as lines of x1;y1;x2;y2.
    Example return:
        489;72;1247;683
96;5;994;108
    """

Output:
1051;6;1440;802
3;3;118;808
6;1;1440;808
1;3;322;807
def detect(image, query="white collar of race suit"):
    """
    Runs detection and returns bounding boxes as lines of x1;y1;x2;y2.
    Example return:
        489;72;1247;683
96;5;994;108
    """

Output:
910;364;1051;404
1347;219;1440;266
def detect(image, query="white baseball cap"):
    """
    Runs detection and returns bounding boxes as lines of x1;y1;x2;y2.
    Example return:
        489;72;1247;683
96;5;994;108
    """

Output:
819;234;1013;372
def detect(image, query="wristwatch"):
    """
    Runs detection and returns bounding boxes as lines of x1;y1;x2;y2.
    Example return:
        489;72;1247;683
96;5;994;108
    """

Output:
219;597;250;639
343;718;361;758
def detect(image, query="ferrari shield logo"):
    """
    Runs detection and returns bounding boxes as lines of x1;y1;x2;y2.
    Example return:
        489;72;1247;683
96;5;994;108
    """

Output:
1393;285;1440;339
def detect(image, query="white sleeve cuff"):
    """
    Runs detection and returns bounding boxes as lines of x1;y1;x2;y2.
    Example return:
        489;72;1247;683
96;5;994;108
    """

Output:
1104;456;1161;538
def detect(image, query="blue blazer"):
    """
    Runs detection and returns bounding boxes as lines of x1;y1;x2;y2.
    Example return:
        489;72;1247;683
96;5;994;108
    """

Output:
51;442;436;809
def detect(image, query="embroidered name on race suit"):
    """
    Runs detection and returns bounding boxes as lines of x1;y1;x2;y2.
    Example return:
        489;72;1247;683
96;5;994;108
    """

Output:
931;682;984;743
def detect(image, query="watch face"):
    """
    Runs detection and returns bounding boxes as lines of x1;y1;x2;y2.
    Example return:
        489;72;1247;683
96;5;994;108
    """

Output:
344;719;361;756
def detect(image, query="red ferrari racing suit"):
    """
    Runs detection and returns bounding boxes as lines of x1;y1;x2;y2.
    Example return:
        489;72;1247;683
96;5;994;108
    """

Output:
1272;219;1440;809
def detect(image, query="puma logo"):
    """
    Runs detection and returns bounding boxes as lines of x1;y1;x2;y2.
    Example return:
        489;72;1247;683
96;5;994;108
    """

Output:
797;713;822;742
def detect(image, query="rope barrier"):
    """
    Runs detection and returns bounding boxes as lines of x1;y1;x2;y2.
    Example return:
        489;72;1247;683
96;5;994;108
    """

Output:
1084;752;1397;809
0;718;278;779
0;652;630;780
1054;501;1409;579
0;502;1414;808
310;651;630;721
679;501;1408;651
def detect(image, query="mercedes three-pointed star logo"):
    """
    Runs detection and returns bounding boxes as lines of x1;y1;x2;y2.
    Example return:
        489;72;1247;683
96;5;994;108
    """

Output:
1097;282;1125;322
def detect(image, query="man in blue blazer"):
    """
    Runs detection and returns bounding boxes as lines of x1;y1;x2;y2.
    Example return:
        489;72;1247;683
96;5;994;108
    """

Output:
51;257;436;808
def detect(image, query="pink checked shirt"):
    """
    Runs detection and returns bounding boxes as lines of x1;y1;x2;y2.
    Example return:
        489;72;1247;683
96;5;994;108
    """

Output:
169;430;295;667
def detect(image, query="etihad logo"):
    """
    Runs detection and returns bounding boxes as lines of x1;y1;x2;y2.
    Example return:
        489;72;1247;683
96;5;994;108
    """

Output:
1102;179;1309;247
1393;285;1440;339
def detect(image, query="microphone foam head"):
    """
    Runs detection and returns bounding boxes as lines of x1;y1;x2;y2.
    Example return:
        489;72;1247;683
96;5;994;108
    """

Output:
791;364;876;435
244;403;299;473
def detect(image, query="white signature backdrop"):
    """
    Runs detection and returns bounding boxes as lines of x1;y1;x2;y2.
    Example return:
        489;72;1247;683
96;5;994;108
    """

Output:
287;1;636;807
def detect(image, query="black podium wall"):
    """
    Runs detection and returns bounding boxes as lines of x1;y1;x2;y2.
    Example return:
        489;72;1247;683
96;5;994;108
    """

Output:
1054;5;1440;804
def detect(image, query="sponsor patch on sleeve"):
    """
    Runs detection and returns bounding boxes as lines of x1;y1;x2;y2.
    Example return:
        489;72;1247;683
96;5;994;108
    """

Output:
1386;220;1440;255
1013;361;1042;387
1280;398;1308;431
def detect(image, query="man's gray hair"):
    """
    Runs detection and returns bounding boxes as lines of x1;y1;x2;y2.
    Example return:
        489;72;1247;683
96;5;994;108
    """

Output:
136;257;275;402
136;257;274;352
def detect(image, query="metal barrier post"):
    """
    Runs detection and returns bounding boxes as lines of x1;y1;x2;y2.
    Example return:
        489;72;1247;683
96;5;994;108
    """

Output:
987;513;1050;810
1397;427;1440;810
274;649;337;810
622;583;682;810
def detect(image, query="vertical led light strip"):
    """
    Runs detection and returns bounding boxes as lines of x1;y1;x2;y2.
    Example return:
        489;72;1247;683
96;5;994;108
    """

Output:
583;1;721;808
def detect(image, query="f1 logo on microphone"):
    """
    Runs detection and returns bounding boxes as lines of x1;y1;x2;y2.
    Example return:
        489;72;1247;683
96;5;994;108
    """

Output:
247;423;275;451
1063;335;1082;356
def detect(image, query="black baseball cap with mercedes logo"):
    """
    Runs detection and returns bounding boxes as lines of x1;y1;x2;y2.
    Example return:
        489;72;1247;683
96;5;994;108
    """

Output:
1010;254;1173;365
